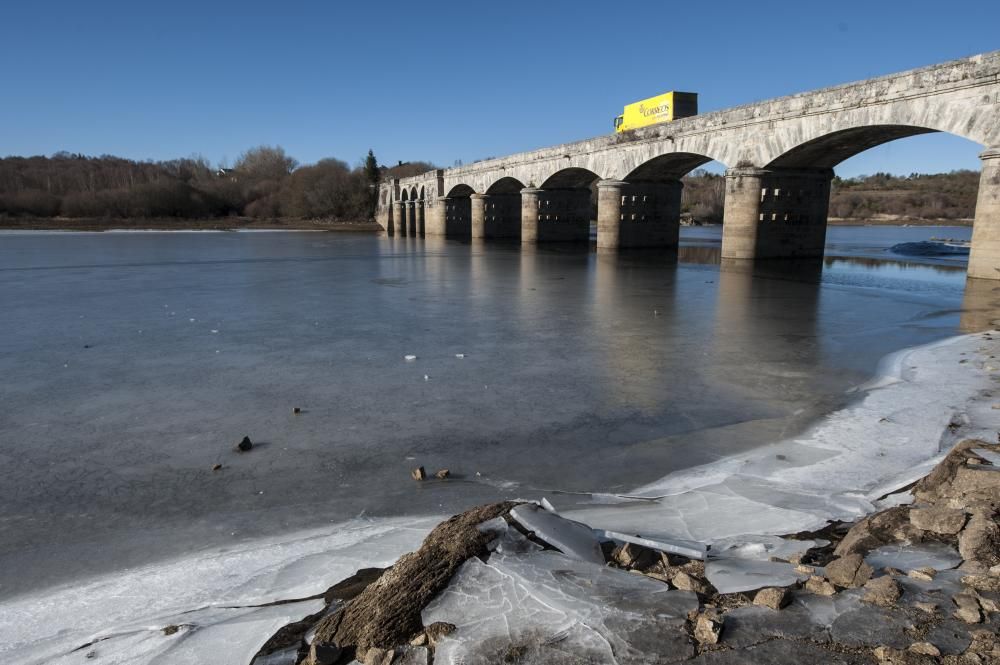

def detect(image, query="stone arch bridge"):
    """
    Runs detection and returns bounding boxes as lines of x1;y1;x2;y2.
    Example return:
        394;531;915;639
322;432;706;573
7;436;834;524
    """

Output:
377;50;1000;279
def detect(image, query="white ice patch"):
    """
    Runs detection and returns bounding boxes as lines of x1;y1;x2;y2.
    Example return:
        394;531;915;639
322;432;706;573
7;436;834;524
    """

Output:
864;542;963;573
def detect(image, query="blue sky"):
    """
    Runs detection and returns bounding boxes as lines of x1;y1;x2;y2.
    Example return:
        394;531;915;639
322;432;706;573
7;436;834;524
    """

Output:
0;1;996;177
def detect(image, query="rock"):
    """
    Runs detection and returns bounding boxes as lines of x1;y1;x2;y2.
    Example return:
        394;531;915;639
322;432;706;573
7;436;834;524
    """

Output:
873;646;937;665
409;633;428;647
612;542;659;571
908;567;937;581
434;469;450;480
908;642;941;657
825;553;874;588
863;576;902;607
990;563;1000;576
211;463;222;471
958;510;1000;569
672;570;709;594
293;407;302;414
953;592;983;624
361;647;394;665
805;576;837;596
235;436;253;452
162;625;180;635
753;587;791;610
693;613;723;645
424;622;455;646
411;466;426;481
794;564;815;575
910;506;968;535
913;439;998;502
304;642;342;665
311;503;513;652
913;601;938;614
835;507;918;558
962;574;1000;592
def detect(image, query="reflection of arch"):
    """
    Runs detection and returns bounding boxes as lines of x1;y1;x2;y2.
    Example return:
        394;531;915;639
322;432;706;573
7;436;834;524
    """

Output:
447;183;475;197
625;152;719;182
767;125;940;169
485;176;525;194
540;168;600;189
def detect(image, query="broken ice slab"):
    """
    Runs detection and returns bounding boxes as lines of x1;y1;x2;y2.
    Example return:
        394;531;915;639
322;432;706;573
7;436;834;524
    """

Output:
423;550;697;665
865;542;962;573
597;529;707;561
509;504;604;564
705;558;814;594
709;534;827;563
972;447;1000;465
477;516;543;555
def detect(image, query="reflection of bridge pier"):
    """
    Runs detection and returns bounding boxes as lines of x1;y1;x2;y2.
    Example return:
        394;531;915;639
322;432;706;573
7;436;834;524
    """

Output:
377;51;1000;276
960;275;1000;332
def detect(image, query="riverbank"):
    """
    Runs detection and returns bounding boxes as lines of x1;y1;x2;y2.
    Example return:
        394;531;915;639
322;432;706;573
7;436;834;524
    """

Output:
0;216;381;232
1;331;997;664
828;216;973;227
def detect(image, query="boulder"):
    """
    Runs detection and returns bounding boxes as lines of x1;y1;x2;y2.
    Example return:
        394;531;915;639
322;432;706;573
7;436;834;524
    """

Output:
825;554;874;588
863;576;902;607
909;506;967;535
235;436;253;452
434;469;450;480
612;543;659;571
961;574;1000;593
958;510;1000;570
805;576;837;596
913;439;1000;503
304;643;342;665
672;570;709;594
834;507;918;558
952;592;983;624
753;587;791;610
693;613;722;645
411;466;426;481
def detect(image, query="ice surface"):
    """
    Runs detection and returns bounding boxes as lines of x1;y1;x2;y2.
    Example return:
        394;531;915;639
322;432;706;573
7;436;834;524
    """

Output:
865;542;963;573
478;516;543;555
569;334;1000;546
0;517;436;665
972;447;1000;465
509;504;604;564
597;530;706;560
423;551;697;664
709;535;827;563
705;559;814;594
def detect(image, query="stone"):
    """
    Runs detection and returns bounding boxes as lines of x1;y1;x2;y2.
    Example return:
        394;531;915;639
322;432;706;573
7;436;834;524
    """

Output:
752;587;790;610
411;466;426;481
409;633;427;647
908;567;936;581
835;507;916;558
958;510;1000;569
434;469;450;480
910;506;968;535
694;613;722;645
794;564;815;575
908;642;941;657
913;601;938;614
962;574;1000;592
235;435;253;452
162;625;180;635
825;553;874;588
864;576;903;607
424;621;455;646
952;593;983;624
805;576;837;596
293;407;301;414
612;542;659;571
211;463;222;471
672;570;709;594
873;646;937;665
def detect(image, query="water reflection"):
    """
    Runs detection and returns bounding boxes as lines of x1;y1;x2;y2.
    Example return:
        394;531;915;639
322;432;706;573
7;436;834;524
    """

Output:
961;278;1000;332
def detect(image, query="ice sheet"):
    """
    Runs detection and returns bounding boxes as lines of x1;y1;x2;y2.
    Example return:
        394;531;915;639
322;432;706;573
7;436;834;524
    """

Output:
709;535;827;563
704;559;815;594
864;542;963;573
509;504;604;564
423;550;697;664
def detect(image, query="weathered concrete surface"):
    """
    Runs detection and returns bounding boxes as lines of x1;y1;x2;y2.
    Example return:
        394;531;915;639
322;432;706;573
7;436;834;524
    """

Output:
378;50;1000;268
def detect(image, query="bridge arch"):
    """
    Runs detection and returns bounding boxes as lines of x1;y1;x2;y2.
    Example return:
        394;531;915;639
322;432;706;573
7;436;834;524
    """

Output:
485;176;525;194
540;167;601;190
443;184;475;238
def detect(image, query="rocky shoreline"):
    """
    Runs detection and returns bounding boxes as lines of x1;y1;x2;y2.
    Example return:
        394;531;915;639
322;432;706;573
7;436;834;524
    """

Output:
252;436;1000;665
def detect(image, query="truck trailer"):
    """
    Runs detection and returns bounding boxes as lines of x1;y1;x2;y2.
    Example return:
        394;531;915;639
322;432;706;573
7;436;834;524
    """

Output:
614;91;698;133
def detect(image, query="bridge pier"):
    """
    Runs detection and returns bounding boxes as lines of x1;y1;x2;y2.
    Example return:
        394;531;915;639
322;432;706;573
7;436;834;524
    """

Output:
404;201;415;236
414;200;425;236
425;197;447;236
969;149;1000;281
720;167;833;260
389;201;402;235
597;179;682;250
471;194;487;239
524;188;591;243
392;201;404;236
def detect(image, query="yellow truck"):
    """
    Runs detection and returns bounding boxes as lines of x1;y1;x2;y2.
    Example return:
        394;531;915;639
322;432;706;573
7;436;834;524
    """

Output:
614;91;698;132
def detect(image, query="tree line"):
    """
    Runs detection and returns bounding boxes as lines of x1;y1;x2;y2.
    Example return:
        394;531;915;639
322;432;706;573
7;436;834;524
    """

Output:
0;147;401;221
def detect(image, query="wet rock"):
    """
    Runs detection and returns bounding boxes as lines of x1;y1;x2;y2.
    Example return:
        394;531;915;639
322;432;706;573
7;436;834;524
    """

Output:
694;612;722;645
805;576;837;596
864;576;903;607
304;642;341;665
926;620;974;655
958;510;1000;570
826;553;874;588
612;542;658;571
752;587;790;610
953;592;983;623
235;436;253;452
434;469;450;480
410;466;426;481
831;604;914;649
910;506;968;535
